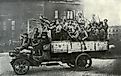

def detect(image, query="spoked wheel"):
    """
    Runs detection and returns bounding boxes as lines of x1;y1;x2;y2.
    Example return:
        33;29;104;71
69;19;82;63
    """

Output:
75;53;92;70
13;59;30;75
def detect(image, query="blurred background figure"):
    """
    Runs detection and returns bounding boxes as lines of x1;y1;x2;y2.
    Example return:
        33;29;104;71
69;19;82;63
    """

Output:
91;14;97;23
103;19;109;39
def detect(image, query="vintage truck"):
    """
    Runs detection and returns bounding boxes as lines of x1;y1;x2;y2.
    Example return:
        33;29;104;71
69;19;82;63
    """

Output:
9;16;111;75
9;40;109;75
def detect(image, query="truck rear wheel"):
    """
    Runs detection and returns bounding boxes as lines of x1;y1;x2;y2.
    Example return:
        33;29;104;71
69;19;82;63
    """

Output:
75;53;92;70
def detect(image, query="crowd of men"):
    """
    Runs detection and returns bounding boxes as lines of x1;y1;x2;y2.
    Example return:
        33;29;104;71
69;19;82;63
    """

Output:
37;13;108;42
17;13;108;62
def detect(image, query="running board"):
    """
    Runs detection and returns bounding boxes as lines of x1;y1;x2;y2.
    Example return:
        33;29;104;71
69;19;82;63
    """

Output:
45;63;60;66
41;62;63;66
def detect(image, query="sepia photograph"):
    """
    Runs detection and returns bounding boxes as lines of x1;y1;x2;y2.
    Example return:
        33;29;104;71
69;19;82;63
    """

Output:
0;0;121;76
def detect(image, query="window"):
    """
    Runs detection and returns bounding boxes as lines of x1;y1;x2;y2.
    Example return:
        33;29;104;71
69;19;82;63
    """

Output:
11;25;15;30
3;21;7;30
66;10;74;19
67;11;70;19
70;11;73;19
11;21;15;30
54;10;59;19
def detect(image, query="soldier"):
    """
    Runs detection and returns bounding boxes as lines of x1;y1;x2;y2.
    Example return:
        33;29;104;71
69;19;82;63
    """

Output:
39;15;50;32
50;19;62;41
71;21;80;41
78;27;88;41
92;22;98;28
88;26;96;41
55;22;63;41
33;32;51;62
103;19;108;31
63;20;68;31
61;19;70;40
32;28;40;39
95;27;100;40
48;19;57;41
85;23;92;33
17;33;31;51
98;21;103;30
99;28;106;41
32;28;41;55
67;20;76;41
55;19;62;33
97;21;106;40
69;27;79;41
76;12;85;27
61;15;66;25
103;19;108;39
77;27;88;50
19;34;24;45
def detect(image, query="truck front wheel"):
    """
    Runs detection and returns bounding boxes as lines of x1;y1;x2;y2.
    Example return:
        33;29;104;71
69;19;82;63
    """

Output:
12;59;30;75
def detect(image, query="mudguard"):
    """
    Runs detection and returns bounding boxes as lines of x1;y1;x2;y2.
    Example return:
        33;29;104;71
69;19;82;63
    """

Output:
10;54;39;66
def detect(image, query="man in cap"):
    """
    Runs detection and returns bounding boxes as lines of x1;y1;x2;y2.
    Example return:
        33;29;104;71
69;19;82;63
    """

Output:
103;19;108;39
33;32;51;62
76;12;85;27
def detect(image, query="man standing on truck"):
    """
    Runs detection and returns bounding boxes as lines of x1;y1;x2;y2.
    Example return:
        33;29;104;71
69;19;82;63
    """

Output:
103;19;108;39
77;27;88;50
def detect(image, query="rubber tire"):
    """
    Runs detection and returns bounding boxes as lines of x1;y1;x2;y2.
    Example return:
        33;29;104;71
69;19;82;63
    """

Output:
12;59;30;75
75;53;92;70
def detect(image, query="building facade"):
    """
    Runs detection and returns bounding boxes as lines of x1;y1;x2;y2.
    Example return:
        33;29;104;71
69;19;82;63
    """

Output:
107;25;121;55
0;0;83;51
108;26;121;44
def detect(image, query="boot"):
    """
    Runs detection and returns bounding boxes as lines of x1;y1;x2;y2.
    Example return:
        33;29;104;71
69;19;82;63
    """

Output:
84;45;87;50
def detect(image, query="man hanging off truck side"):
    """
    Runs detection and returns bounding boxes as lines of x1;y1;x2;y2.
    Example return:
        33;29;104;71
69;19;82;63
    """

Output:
32;28;41;56
32;32;51;62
